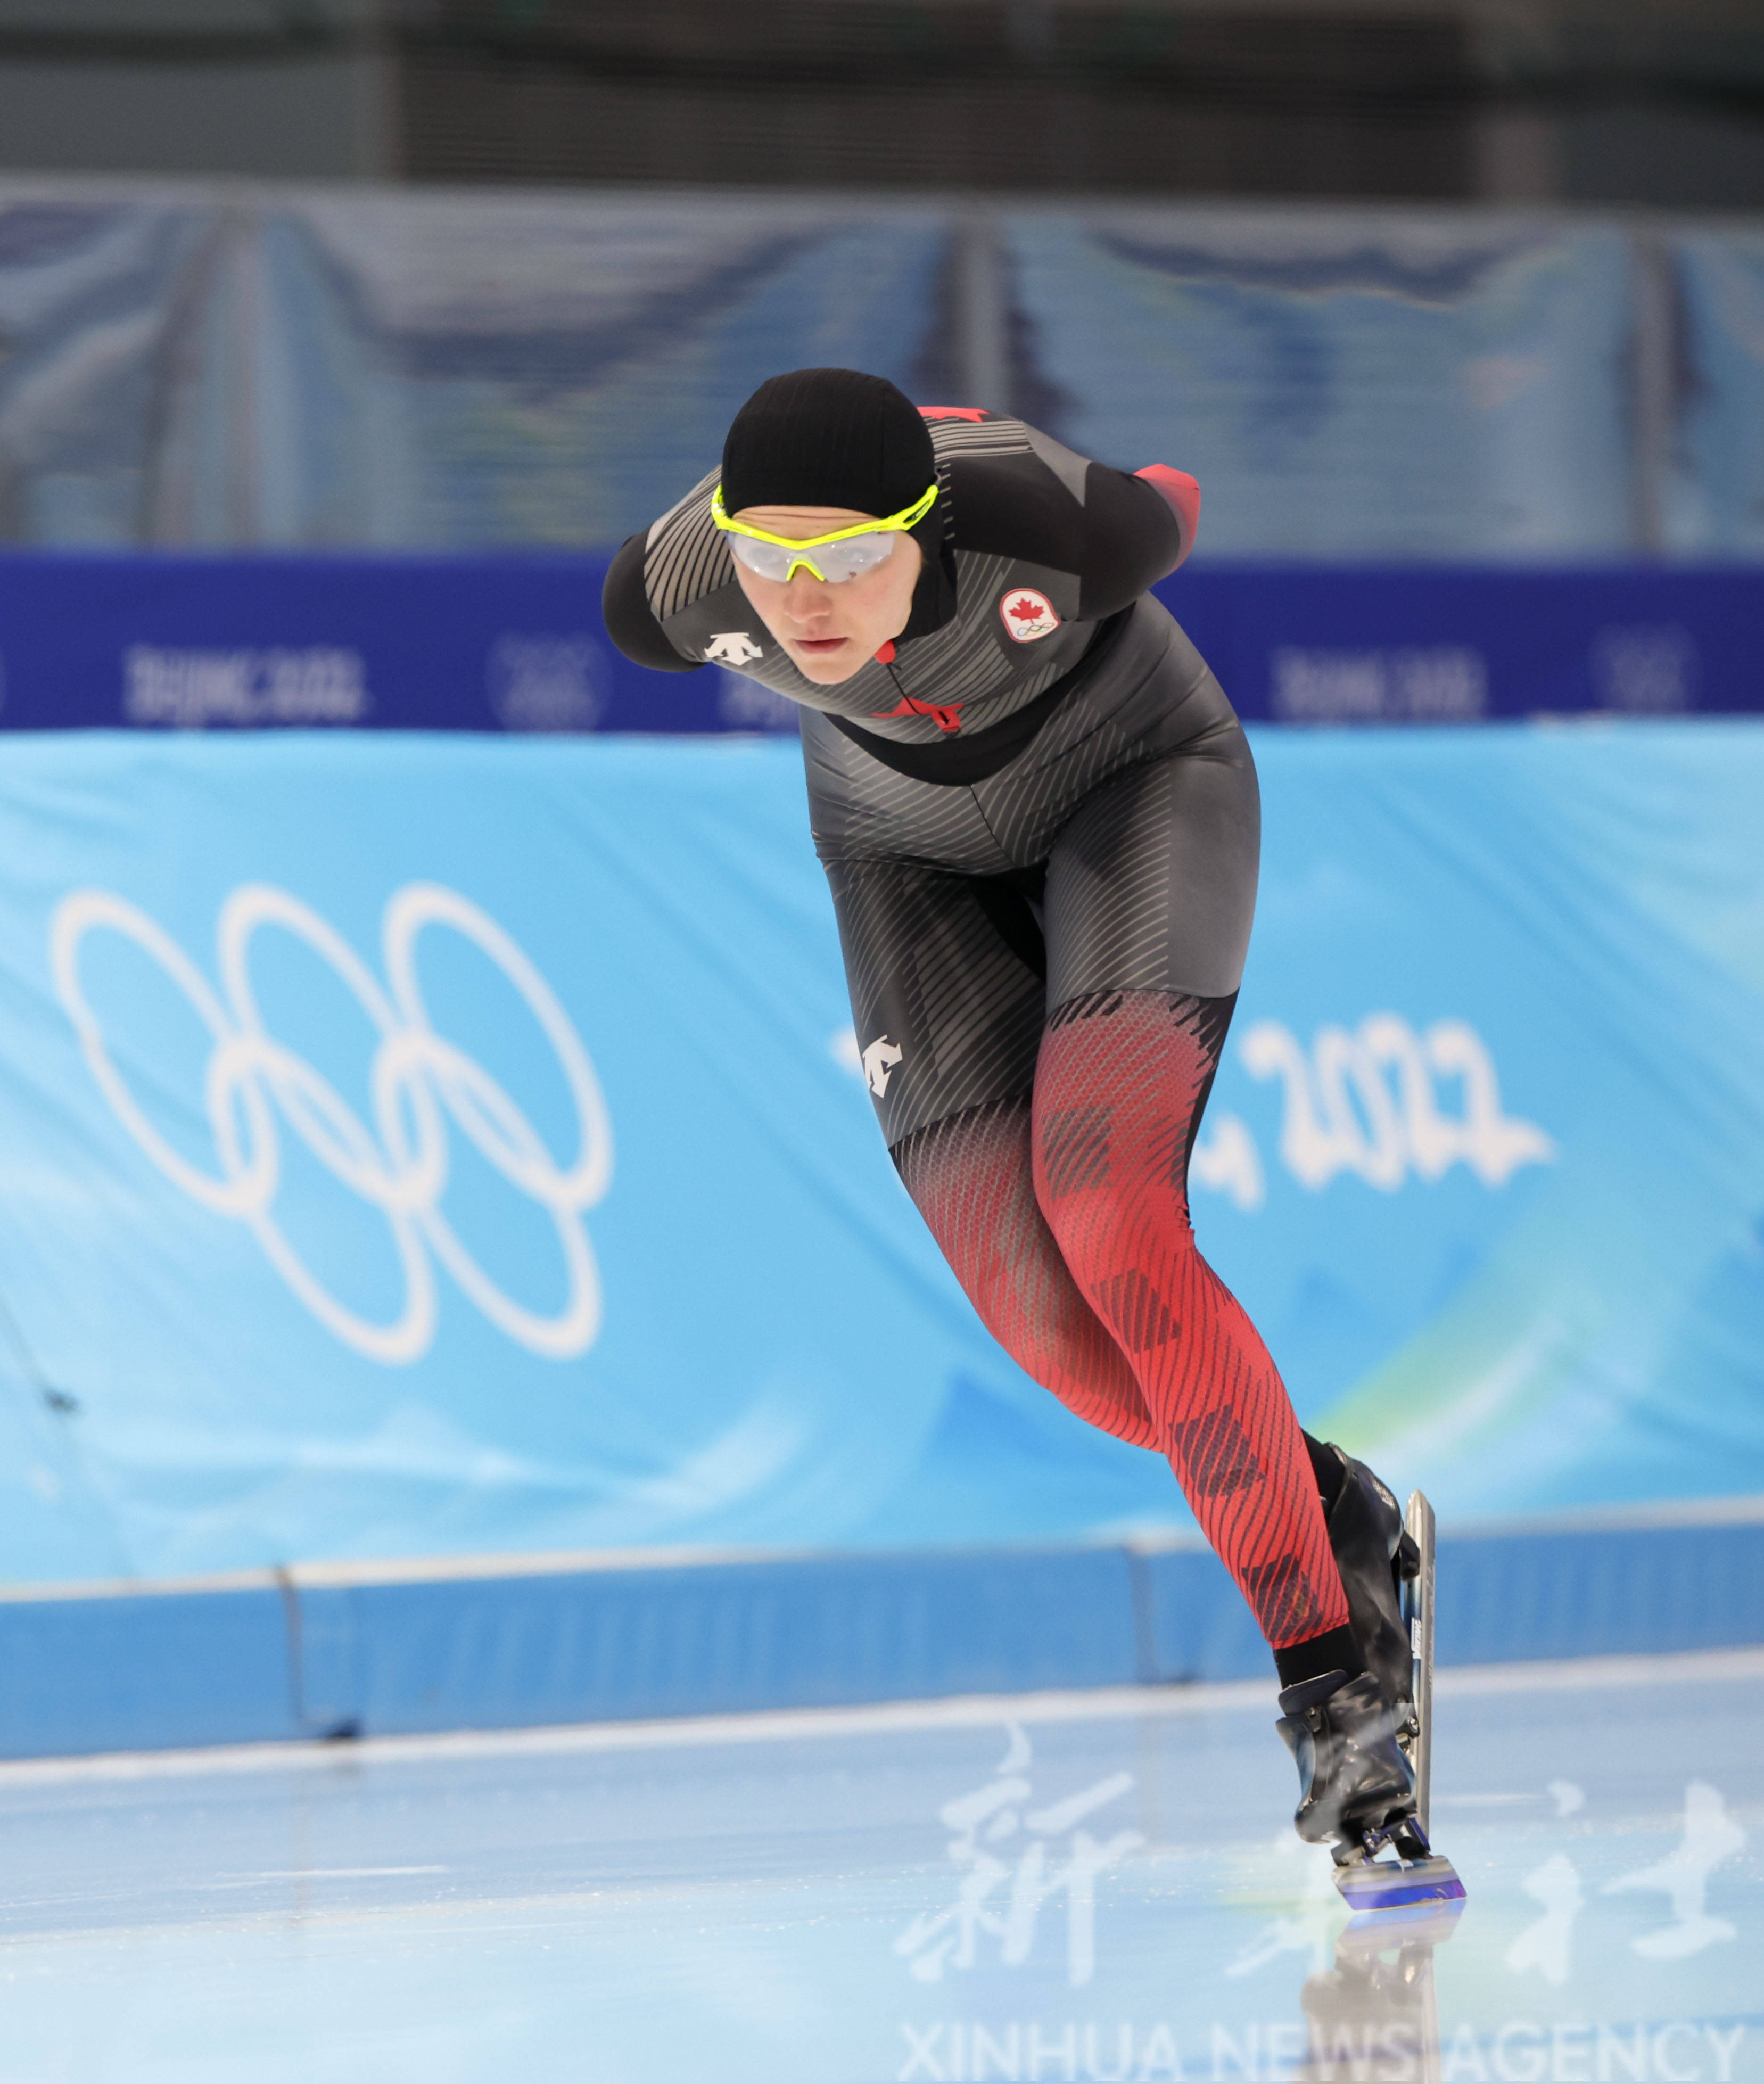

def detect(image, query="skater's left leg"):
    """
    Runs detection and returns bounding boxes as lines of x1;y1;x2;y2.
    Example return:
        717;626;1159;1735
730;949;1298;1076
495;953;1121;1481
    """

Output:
1035;740;1362;1681
1035;739;1419;1848
1031;984;1416;1844
1033;983;1356;1667
1307;1440;1421;1733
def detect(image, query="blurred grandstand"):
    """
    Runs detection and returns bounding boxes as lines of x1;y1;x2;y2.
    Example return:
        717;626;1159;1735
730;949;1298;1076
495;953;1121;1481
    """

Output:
0;1;1761;565
0;189;1760;562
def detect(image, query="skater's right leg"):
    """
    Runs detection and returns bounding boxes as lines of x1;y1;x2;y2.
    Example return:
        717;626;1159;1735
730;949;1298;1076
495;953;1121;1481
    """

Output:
894;1098;1158;1450
819;852;1158;1453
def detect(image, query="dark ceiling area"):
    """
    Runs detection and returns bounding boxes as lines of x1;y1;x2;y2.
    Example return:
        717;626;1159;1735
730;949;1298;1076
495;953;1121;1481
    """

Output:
0;1;1760;203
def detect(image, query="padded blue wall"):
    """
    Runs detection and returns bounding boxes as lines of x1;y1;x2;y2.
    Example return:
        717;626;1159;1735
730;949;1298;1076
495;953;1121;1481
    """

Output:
2;1515;1758;1758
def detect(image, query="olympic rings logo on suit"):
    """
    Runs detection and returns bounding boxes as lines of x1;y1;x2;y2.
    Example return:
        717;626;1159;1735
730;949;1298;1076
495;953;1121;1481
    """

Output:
50;883;613;1367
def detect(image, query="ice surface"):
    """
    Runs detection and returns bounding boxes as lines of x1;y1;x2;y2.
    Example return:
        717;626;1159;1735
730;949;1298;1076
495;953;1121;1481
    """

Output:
0;1651;1757;2083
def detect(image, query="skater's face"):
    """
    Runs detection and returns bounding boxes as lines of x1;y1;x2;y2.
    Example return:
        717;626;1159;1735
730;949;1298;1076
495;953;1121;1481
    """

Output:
729;506;921;685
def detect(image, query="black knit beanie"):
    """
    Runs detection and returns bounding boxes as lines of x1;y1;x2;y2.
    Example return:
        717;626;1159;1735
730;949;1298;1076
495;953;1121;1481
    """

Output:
720;368;936;519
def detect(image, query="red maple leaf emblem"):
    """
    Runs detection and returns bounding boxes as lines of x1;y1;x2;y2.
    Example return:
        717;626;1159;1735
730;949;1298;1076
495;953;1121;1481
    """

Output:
1007;595;1048;623
918;406;986;421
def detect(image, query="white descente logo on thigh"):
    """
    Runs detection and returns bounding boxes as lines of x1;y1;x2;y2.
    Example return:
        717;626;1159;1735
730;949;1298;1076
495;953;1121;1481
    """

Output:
863;1035;905;1097
50;882;614;1367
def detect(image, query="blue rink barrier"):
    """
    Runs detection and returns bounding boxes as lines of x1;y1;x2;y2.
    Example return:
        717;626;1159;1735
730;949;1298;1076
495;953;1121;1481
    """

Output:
0;1509;1759;1758
0;554;1760;731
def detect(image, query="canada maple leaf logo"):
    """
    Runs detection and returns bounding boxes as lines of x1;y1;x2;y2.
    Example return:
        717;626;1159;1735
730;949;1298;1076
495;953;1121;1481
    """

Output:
999;588;1060;641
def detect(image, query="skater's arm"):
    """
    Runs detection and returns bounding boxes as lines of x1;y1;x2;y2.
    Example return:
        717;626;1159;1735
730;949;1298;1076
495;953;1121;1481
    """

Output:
949;438;1197;621
1069;462;1196;615
1131;465;1200;572
602;531;705;674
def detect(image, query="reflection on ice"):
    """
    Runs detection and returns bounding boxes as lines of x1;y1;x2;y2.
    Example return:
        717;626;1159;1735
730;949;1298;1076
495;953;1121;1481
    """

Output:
1299;1898;1465;2084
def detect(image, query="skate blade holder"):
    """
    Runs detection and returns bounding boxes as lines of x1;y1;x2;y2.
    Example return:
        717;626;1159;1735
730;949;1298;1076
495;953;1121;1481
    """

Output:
1333;1844;1468;1918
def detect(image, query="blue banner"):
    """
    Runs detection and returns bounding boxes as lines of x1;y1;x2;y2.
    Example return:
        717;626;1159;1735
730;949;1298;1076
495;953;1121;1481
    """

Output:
0;722;1760;1584
0;553;1761;732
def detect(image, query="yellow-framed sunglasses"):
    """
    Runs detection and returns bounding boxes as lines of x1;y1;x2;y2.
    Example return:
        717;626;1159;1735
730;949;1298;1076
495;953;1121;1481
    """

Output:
710;482;937;583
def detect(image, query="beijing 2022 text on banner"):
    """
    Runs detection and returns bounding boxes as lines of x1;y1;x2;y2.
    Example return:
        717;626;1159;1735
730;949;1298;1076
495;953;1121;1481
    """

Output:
0;725;1759;1582
0;554;1760;732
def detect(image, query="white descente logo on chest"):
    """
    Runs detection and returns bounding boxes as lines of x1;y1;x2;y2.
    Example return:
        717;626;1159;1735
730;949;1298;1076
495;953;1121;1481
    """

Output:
704;631;764;666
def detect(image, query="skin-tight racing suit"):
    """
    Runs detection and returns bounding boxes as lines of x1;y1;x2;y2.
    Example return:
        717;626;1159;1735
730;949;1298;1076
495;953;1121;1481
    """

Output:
604;406;1359;1678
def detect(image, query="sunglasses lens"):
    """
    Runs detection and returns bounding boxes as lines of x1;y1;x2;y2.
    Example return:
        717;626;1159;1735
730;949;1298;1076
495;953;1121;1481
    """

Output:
728;536;796;581
727;531;899;584
821;533;894;578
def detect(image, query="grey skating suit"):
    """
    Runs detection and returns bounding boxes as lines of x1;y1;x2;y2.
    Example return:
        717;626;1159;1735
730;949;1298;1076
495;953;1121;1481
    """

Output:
605;400;1374;1688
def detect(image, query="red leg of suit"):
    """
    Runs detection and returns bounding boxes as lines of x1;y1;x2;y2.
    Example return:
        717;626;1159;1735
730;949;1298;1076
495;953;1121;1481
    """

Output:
1032;990;1350;1651
894;1098;1157;1452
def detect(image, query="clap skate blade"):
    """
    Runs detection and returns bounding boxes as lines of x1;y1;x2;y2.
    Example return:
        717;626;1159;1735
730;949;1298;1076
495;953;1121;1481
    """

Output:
1331;1490;1467;1916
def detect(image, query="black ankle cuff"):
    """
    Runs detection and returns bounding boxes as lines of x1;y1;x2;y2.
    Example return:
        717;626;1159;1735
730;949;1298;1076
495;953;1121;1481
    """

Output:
1275;1623;1365;1691
1303;1431;1348;1513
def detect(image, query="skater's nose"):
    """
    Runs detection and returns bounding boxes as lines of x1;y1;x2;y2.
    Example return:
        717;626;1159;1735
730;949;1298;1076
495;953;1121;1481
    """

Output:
782;570;837;628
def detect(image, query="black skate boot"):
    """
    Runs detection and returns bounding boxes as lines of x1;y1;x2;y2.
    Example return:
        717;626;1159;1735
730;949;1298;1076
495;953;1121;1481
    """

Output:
1312;1441;1421;1743
1281;1469;1468;1916
1275;1670;1415;1857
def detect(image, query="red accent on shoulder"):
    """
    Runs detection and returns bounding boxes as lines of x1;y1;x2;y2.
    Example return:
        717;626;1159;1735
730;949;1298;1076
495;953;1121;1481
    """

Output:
871;695;964;734
918;406;987;421
874;639;897;664
1134;465;1201;571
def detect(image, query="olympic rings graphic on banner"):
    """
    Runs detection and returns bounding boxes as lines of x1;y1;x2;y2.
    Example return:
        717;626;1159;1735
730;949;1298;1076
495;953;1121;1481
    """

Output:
49;883;614;1366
